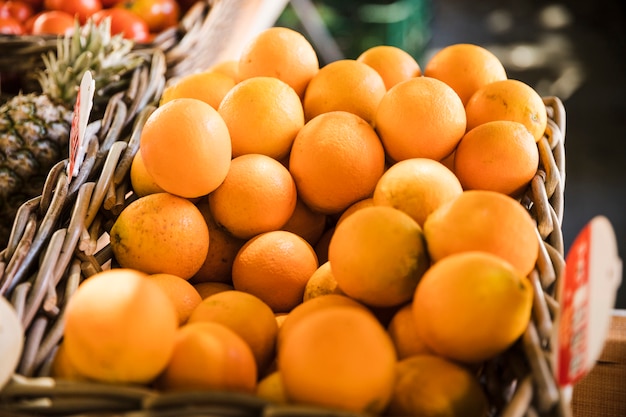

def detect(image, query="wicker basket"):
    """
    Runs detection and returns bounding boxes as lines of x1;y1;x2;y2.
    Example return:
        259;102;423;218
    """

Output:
0;4;569;415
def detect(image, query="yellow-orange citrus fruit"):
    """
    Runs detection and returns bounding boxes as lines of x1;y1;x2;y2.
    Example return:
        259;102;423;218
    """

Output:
328;206;429;307
386;303;433;360
335;197;374;226
218;76;304;159
193;282;234;299
314;226;334;265
454;120;539;196
375;76;466;162
238;26;319;98
465;78;548;142
424;43;507;105
279;306;397;414
303;59;386;124
160;71;236;110
281;198;328;246
140;98;231;199
208;59;239;81
302;261;344;302
188;290;279;374
209;154;297;240
356;45;422;90
412;251;533;363
423;190;539;276
110;193;209;279
191;199;245;284
257;370;288;404
50;342;87;381
156;322;257;393
148;273;202;325
373;158;463;227
130;150;165;197
387;354;489;417
289;111;386;214
232;230;319;313
63;269;178;384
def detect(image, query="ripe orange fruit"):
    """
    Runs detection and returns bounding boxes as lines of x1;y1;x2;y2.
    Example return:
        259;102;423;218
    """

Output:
303;59;386;124
140;98;231;199
238;26;319;98
209;154;297;240
256;370;288;404
412;252;533;363
110;193;210;279
356;45;422;90
423;190;539;276
328;206;429;308
314;226;334;265
218;76;304;159
160;70;236;110
191;199;245;284
386;303;433;360
63;269;178;384
281;198;328;246
193;282;234;299
373;158;463;227
50;342;87;381
289;111;386;214
156;322;257;393
302;261;344;302
130;150;165;197
454;120;539;196
232;230;319;313
335;197;375;226
375;76;466;162
387;354;489;417
465;78;548;142
278;306;397;414
208;59;239;81
188;290;279;374
424;43;507;105
147;273;202;325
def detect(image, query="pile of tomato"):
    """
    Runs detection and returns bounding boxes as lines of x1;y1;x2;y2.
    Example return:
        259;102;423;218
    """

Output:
0;0;197;42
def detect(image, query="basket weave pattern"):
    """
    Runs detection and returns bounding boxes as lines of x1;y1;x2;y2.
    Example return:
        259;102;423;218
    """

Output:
1;3;568;415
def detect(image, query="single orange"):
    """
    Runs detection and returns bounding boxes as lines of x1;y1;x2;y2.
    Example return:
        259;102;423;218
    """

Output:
375;76;466;162
209;154;297;240
207;59;239;81
148;273;202;325
302;261;344;302
335;197;375;227
160;70;236;110
356;45;422;90
130;150;165;197
192;282;234;299
289;111;386;214
386;303;433;360
281;198;328;247
140;98;231;198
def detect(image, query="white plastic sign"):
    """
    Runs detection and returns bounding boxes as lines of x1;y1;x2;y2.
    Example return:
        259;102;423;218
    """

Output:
67;71;95;178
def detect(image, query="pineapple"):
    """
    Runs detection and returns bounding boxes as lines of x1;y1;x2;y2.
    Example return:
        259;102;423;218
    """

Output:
0;18;145;248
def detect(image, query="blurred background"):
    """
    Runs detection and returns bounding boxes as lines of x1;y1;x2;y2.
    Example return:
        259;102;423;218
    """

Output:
277;0;626;308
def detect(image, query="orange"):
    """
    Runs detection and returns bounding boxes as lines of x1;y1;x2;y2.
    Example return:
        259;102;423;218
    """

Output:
387;354;489;417
208;59;239;81
373;158;463;227
130;150;165;197
63;269;178;384
281;198;328;246
209;154;297;240
160;70;236;110
256;370;287;404
140;98;231;199
191;199;245;284
465;78;548;142
156;322;257;393
454;120;539;196
302;261;344;302
356;44;422;90
423;189;539;276
289;111;386;214
314;226;334;265
50;342;87;381
386;303;433;360
193;282;234;299
328;206;429;307
188;290;279;374
238;26;319;98
110;193;210;279
412;252;534;363
375;76;466;162
278;306;397;414
424;43;507;105
335;197;374;226
303;59;386;124
231;230;319;313
218;76;304;159
148;273;202;325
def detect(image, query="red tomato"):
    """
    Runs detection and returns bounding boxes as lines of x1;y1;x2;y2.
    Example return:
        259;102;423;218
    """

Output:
43;0;102;23
30;10;74;35
0;1;34;23
115;0;179;33
91;8;150;43
0;15;24;34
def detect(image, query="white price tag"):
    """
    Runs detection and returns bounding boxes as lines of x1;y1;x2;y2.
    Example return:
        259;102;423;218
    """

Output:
67;71;95;178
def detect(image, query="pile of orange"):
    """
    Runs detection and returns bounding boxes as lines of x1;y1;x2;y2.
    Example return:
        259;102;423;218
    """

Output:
55;27;551;416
